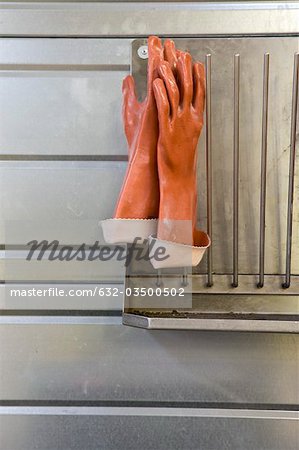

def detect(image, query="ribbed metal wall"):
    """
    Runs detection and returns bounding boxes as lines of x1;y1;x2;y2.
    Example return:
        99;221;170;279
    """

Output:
0;2;298;449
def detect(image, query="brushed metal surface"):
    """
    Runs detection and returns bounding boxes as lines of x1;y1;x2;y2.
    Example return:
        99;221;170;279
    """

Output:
0;250;125;282
0;67;128;156
0;38;130;68
0;412;298;450
0;316;122;325
0;2;298;36
1;406;297;419
0;161;127;247
0;324;298;404
0;5;298;450
123;314;299;332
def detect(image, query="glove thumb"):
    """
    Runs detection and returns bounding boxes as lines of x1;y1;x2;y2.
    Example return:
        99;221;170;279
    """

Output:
122;75;138;110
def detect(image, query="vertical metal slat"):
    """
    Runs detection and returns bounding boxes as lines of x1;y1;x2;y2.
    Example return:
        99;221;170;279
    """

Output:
205;54;213;287
232;54;240;287
283;52;299;289
258;53;270;288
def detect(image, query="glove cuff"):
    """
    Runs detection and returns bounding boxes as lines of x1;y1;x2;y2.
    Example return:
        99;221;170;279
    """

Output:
100;218;157;244
148;232;210;269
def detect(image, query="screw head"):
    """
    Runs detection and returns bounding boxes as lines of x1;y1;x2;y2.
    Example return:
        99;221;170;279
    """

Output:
137;45;148;60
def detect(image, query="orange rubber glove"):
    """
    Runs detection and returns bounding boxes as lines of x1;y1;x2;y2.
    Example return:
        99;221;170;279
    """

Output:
153;50;207;246
114;36;163;219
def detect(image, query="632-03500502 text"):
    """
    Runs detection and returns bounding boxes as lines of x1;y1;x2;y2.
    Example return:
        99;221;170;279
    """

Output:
8;287;186;297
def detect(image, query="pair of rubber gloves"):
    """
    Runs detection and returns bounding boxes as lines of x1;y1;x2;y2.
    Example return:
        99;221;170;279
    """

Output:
102;36;210;268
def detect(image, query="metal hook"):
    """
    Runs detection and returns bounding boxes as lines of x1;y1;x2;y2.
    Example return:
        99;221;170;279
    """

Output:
258;53;270;289
232;54;240;288
205;54;213;287
182;267;189;287
282;53;299;289
156;269;163;287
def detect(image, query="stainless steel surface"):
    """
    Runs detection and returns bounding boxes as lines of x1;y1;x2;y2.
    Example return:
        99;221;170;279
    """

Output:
190;293;299;313
258;53;270;288
182;266;188;287
205;53;213;287
0;249;125;282
156;268;162;287
0;161;126;246
1;406;297;420
0;38;130;70
123;314;299;333
124;270;299;333
233;53;240;288
0;2;298;36
284;52;299;289
0;39;129;156
1;5;299;449
1;413;298;450
1;324;298;404
0;316;122;325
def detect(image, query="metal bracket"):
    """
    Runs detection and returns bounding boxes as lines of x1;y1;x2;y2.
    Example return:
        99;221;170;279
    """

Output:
124;37;299;332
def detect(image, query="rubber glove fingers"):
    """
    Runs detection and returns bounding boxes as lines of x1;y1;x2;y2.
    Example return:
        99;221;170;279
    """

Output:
122;75;138;109
192;62;206;120
148;35;163;57
153;78;170;126
158;62;179;118
122;75;141;153
163;39;178;73
177;52;193;109
147;36;164;97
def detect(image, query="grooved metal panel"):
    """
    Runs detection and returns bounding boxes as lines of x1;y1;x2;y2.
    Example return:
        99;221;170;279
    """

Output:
0;3;298;449
0;324;298;404
0;161;127;245
0;413;298;450
0;2;298;36
0;38;130;67
0;69;128;156
0;251;125;282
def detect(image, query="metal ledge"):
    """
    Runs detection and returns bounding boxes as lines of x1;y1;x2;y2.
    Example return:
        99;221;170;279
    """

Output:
0;406;298;420
123;312;299;332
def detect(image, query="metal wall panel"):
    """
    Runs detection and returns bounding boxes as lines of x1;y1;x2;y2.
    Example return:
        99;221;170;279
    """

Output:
0;412;298;450
0;324;298;404
0;38;130;67
0;161;127;244
0;3;298;449
0;2;298;36
0;68;128;156
0;250;125;282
